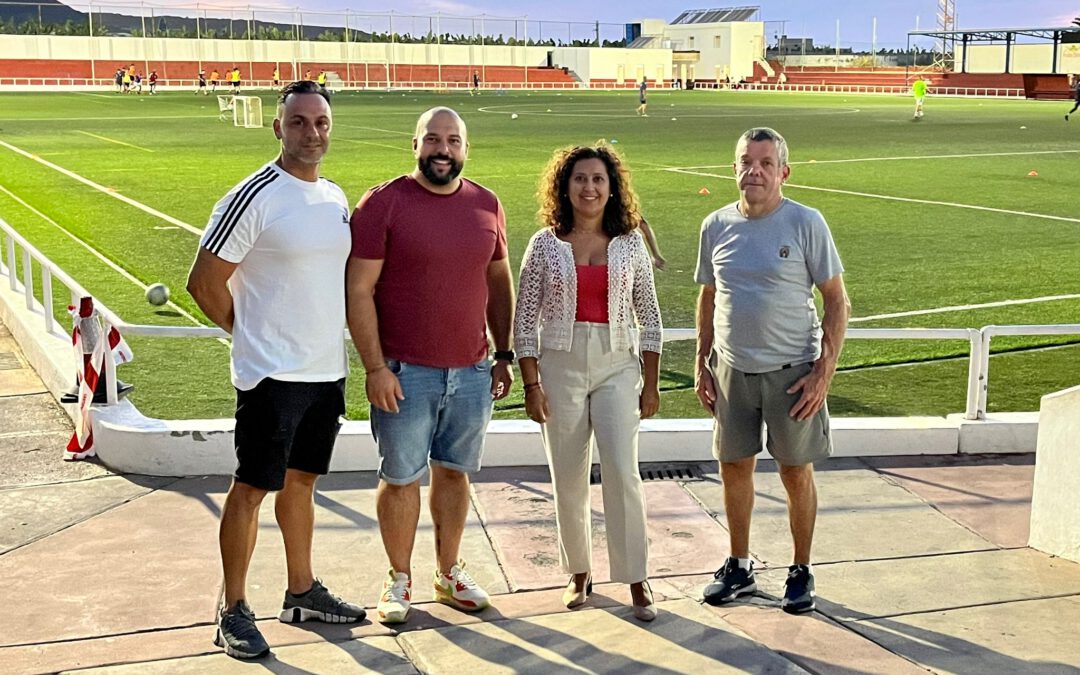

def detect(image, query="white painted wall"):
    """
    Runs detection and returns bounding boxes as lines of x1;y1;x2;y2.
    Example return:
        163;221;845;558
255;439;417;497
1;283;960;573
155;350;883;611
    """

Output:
552;46;671;82
958;43;1069;74
0;34;553;68
1029;385;1080;564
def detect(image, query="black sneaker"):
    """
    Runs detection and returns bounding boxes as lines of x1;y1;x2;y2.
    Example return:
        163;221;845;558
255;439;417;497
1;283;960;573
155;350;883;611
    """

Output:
703;557;757;606
214;600;269;659
782;564;816;614
279;579;366;624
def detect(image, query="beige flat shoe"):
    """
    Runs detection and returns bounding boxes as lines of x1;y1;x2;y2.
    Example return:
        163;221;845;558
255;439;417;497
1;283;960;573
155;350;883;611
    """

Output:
562;575;592;609
632;580;657;622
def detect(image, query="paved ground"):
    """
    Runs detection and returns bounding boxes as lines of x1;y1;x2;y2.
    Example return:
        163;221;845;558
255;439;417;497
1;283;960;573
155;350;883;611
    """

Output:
2;319;1079;674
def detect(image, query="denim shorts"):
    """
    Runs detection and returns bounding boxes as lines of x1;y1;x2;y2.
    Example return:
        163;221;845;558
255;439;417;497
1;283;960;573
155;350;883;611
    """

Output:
370;358;493;485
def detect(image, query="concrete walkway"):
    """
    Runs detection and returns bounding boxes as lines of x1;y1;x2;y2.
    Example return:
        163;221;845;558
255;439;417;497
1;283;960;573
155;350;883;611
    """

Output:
1;319;1079;674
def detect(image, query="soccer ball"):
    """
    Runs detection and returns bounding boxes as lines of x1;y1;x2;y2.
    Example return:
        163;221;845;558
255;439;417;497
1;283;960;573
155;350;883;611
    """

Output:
511;113;518;120
145;283;170;306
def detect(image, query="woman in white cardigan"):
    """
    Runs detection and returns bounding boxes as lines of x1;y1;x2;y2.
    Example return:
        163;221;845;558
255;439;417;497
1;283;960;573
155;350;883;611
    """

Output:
513;145;663;621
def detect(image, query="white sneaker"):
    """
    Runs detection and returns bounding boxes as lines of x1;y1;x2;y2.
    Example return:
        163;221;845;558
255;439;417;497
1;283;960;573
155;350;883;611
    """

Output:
433;559;490;612
376;569;411;624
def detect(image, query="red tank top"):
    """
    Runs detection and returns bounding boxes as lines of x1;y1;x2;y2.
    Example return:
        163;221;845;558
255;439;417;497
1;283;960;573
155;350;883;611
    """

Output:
575;265;609;323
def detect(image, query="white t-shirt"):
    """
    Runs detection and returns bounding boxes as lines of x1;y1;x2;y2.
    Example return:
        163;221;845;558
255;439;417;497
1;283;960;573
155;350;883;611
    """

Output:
201;161;351;391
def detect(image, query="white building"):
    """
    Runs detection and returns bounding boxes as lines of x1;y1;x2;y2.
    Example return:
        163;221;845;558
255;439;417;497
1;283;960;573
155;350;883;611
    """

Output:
625;7;768;84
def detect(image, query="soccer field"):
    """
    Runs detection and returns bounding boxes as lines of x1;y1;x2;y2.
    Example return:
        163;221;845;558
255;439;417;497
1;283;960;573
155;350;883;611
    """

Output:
0;88;1077;420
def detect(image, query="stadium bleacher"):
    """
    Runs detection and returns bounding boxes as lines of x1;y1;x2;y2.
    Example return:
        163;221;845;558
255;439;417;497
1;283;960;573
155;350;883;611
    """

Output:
0;59;578;89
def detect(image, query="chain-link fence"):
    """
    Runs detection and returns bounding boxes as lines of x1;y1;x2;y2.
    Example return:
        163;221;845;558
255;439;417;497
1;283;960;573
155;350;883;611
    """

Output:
763;18;944;68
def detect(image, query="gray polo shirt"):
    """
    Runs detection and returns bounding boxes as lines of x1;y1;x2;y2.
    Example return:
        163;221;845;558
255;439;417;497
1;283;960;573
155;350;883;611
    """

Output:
695;198;844;373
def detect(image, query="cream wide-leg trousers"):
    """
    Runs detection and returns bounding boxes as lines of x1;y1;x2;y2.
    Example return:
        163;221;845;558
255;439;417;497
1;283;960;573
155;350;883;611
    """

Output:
538;322;649;583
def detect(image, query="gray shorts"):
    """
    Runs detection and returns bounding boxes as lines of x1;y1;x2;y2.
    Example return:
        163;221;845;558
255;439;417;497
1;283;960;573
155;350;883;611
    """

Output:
709;355;832;466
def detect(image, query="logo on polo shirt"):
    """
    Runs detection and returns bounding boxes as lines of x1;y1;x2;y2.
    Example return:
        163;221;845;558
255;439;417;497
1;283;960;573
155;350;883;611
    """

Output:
779;246;790;258
341;208;349;224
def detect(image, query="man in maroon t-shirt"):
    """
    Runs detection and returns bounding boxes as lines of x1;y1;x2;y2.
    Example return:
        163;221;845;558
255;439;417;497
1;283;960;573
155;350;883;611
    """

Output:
347;106;514;625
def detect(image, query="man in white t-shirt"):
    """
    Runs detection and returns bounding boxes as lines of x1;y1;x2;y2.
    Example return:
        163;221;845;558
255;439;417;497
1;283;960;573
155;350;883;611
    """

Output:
187;80;364;660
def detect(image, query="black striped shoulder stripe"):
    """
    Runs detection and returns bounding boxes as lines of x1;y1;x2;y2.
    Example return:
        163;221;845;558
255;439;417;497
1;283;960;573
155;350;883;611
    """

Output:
205;166;274;246
205;167;278;254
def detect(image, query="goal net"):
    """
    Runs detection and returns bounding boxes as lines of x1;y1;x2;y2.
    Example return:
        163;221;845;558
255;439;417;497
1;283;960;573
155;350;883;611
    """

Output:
232;96;263;128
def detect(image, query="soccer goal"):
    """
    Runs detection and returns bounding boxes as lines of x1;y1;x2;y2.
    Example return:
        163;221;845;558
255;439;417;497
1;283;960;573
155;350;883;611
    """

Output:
232;96;263;128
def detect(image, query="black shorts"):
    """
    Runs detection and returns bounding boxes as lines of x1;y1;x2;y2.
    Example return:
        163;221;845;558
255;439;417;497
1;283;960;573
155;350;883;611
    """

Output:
233;378;345;491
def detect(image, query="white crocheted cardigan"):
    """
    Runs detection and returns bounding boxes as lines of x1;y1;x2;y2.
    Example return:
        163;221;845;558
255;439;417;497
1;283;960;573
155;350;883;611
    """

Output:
513;228;663;359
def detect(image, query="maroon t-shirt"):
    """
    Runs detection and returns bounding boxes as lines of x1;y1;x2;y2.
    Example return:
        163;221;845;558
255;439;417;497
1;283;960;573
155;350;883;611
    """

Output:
351;175;508;368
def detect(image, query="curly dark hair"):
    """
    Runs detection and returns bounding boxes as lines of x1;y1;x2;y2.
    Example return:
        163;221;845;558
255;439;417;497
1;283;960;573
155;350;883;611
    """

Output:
537;145;642;237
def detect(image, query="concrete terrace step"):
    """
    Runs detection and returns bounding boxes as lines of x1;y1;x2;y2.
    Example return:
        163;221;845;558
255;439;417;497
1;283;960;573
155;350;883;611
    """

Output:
0;458;1078;673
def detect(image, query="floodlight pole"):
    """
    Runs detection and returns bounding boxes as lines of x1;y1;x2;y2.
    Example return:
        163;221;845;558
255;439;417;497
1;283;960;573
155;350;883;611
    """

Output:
345;9;352;87
871;16;877;69
248;8;255;88
140;2;149;81
835;19;840;71
88;1;96;84
293;8;301;83
934;0;956;71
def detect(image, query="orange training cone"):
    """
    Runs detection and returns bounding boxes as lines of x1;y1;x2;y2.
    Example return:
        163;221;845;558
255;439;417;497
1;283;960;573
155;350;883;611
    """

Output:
698;187;711;195
1028;170;1038;177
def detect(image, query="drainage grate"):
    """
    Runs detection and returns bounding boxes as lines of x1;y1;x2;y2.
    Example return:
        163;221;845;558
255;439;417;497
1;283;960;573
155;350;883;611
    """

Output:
0;352;21;371
590;462;705;485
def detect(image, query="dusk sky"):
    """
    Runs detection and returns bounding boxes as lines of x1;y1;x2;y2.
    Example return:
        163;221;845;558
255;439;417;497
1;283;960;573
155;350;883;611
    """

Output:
74;1;1079;47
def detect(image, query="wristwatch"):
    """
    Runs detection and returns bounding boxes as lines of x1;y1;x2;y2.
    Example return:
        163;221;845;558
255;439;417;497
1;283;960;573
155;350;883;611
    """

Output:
493;350;515;363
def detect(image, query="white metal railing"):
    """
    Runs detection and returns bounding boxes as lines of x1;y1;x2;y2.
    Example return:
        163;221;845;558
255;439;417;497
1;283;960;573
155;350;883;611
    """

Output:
0;78;1028;98
690;82;1026;97
2;217;1077;417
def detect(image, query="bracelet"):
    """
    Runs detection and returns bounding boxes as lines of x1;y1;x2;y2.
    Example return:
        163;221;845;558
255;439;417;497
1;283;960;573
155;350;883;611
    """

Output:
523;382;542;391
365;364;387;375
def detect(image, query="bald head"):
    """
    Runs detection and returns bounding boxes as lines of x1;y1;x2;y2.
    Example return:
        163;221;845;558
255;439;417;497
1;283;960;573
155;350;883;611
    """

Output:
414;107;467;144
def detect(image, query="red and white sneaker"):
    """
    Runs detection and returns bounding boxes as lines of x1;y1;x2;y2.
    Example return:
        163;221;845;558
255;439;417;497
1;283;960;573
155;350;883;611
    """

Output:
377;569;411;624
433;559;490;612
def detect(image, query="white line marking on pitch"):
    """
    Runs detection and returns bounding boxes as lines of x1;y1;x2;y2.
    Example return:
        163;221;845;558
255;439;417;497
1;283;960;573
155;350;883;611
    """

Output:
678;149;1080;170
0;184;224;345
664;168;1080;224
336;123;413;136
0;114;215;122
851;294;1080;322
0;139;203;235
338;138;410;152
838;341;1080;373
75;130;154;153
475;105;862;119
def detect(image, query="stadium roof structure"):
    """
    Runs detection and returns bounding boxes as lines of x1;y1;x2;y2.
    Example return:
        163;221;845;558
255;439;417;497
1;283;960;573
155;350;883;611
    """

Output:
909;26;1080;42
908;25;1080;73
672;6;760;25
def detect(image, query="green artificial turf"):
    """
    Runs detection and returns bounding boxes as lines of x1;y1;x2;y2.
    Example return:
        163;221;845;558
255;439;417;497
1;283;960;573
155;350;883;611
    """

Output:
0;89;1076;420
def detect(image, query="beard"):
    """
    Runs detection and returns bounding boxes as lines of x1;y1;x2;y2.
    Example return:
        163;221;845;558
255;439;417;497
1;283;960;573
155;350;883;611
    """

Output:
418;154;463;186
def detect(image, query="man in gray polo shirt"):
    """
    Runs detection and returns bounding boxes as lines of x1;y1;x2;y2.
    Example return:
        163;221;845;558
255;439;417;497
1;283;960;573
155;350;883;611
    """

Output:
695;127;850;614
